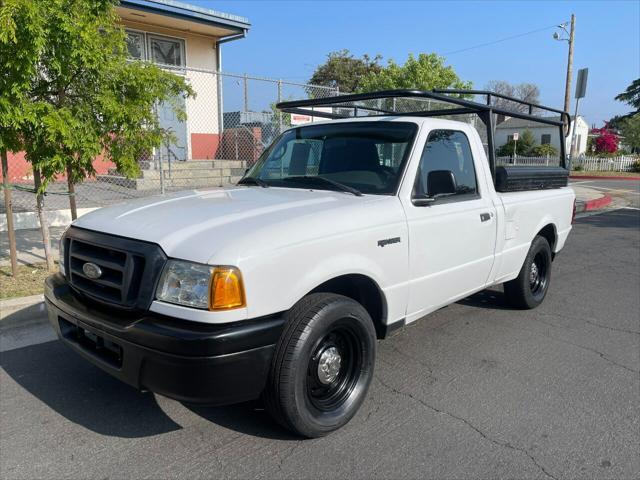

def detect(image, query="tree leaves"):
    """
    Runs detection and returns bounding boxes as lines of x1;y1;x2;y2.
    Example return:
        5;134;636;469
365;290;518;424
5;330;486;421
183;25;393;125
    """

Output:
309;49;382;93
0;0;194;190
357;53;472;93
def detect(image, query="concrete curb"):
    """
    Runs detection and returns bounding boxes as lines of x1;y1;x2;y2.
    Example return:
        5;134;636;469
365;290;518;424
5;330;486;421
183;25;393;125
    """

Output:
571;175;640;181
575;194;613;214
0;294;47;329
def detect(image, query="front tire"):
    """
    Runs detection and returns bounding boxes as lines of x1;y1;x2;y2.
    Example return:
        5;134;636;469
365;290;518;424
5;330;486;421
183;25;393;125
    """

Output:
504;235;552;309
264;293;376;438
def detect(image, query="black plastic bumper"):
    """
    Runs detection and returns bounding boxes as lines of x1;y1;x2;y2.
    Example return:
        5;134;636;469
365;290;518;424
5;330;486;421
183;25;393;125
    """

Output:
44;273;285;406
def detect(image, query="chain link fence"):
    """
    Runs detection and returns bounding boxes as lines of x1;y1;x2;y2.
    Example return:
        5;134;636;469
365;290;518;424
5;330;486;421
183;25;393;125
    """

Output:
0;68;339;217
5;74;613;222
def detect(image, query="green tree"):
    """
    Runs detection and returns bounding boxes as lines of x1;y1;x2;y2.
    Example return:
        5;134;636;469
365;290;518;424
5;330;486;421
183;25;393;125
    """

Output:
619;115;640;153
309;49;382;93
0;0;193;270
0;0;46;275
496;129;536;157
357;53;472;93
615;78;640;116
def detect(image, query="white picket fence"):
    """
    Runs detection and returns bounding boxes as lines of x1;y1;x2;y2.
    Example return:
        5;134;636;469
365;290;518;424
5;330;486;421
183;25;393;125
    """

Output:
496;155;639;172
571;156;638;172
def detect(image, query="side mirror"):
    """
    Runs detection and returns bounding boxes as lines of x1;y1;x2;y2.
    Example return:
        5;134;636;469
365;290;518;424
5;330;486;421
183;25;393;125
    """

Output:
427;170;457;197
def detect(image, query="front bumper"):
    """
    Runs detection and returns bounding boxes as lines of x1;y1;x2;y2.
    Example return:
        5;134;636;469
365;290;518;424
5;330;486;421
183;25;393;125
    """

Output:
44;273;285;406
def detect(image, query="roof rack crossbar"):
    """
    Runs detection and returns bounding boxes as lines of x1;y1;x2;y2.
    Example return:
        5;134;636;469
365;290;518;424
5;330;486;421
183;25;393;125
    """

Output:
277;89;570;131
276;89;570;174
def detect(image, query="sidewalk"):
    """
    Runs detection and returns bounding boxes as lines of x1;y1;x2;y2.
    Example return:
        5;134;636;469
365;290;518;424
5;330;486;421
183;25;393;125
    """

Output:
571;184;613;213
1;226;65;267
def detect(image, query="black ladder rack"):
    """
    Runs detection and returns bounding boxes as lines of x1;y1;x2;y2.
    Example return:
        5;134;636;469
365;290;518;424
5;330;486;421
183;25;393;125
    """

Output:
276;89;571;180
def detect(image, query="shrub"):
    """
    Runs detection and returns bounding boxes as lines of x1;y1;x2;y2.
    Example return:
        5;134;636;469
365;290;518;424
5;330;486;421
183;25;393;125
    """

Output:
497;129;536;156
529;144;558;157
631;160;640;173
590;126;619;154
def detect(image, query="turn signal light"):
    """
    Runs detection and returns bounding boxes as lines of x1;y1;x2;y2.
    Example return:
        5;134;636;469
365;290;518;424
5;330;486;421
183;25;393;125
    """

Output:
209;267;246;310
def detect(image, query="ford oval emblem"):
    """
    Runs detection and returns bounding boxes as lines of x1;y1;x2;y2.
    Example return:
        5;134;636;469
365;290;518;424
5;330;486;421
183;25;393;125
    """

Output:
83;262;102;279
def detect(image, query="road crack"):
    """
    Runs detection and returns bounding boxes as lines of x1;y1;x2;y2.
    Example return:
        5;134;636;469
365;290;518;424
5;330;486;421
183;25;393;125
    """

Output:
547;336;639;374
529;316;639;374
374;375;559;480
539;311;640;335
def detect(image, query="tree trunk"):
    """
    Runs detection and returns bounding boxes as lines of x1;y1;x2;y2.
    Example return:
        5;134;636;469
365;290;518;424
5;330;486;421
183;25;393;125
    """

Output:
1;149;18;276
66;162;77;220
32;167;55;272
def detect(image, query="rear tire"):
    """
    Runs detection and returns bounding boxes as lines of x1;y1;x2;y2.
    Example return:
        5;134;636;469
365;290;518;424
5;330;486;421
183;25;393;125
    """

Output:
504;235;552;309
264;293;376;438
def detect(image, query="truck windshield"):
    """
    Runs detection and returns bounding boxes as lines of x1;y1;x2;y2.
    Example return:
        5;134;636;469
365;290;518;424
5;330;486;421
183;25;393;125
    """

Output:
242;122;418;195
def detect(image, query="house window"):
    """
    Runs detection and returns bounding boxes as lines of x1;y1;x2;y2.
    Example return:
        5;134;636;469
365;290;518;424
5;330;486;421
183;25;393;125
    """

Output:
541;134;551;145
125;30;186;69
507;134;514;142
148;34;185;68
125;31;145;60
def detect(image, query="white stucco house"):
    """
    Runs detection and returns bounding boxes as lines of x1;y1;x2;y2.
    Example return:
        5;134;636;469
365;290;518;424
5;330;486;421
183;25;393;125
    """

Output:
118;0;250;160
495;115;589;156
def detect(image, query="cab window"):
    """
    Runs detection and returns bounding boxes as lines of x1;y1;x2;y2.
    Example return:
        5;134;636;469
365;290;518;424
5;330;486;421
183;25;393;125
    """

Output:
414;130;478;200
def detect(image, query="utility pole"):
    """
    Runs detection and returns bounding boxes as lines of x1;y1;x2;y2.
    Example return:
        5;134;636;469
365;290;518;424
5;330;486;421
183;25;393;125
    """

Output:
563;14;575;115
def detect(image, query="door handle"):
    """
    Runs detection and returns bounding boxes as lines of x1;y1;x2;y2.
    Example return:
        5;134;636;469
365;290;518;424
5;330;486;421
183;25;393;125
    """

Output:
480;212;492;222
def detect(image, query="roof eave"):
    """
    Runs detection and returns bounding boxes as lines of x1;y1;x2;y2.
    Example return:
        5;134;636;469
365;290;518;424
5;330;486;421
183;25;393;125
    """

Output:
120;0;251;34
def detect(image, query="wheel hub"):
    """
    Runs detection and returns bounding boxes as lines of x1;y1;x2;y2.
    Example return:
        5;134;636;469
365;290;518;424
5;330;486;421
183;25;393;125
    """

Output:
530;262;539;285
317;346;342;385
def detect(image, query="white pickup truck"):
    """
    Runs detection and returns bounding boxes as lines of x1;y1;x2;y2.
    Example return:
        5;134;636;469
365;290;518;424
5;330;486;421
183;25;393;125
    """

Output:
45;90;575;437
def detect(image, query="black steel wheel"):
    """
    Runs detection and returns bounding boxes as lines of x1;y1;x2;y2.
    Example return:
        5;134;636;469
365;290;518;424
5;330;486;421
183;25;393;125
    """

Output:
504;235;553;309
264;293;376;438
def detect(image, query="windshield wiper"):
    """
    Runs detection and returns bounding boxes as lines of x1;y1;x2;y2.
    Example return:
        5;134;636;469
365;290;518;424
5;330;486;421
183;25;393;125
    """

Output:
282;176;363;197
237;176;269;188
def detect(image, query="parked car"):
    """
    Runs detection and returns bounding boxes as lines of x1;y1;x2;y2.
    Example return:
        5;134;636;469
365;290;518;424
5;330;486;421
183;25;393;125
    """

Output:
45;90;575;437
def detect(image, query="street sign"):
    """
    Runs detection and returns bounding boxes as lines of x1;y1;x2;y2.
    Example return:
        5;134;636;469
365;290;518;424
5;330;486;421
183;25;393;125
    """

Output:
513;132;519;141
575;68;588;99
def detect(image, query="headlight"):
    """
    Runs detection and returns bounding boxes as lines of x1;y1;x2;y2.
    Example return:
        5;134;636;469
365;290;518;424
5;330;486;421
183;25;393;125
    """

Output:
155;260;245;311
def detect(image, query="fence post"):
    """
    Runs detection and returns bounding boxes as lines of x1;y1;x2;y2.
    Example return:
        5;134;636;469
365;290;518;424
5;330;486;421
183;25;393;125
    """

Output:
159;155;165;195
277;79;283;132
243;73;249;112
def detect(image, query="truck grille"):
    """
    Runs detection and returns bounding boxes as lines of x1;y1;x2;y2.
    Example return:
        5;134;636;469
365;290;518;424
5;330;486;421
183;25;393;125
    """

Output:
64;227;167;310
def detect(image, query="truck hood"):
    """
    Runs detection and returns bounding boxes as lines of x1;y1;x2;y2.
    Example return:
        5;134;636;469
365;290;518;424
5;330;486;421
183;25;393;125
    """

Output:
73;186;399;264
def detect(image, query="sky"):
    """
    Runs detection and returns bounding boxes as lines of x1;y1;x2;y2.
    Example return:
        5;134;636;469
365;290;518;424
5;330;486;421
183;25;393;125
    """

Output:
192;0;640;125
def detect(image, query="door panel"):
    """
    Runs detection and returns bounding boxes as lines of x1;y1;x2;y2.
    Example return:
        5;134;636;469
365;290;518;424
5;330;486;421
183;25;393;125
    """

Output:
405;198;496;319
157;96;187;162
405;129;497;320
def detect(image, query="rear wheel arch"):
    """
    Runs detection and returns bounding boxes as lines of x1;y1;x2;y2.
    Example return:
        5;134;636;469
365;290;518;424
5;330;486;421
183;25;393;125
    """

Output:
536;223;557;255
308;274;387;339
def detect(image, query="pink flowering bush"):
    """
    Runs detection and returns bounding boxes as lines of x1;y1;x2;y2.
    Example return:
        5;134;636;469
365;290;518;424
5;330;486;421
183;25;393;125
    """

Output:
590;126;619;154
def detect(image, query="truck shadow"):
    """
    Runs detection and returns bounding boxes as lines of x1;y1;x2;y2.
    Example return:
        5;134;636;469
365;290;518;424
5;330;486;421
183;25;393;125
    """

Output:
457;287;514;311
1;338;294;440
184;403;297;440
1;339;181;438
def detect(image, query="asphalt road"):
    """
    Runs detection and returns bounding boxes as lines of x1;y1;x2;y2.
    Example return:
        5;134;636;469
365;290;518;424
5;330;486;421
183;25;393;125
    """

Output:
1;209;639;480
